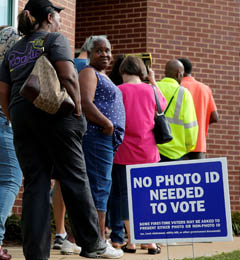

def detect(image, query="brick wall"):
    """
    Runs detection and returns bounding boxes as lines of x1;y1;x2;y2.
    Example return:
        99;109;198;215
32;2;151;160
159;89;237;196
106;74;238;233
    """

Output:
76;0;240;211
75;0;148;54
12;0;76;215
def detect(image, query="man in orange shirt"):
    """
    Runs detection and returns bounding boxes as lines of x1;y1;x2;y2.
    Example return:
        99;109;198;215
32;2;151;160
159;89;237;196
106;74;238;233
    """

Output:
178;58;219;159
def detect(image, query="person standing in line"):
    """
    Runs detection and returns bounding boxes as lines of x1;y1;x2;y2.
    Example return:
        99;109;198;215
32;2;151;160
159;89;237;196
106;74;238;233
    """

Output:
0;0;115;259
51;180;68;251
155;59;198;162
108;54;125;249
51;39;90;255
51;176;81;255
79;35;125;258
0;26;22;260
74;38;89;73
178;58;219;159
108;54;125;86
112;56;166;254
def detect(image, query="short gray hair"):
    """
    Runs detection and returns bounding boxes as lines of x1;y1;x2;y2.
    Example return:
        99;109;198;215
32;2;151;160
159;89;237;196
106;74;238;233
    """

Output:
85;35;111;56
79;38;88;53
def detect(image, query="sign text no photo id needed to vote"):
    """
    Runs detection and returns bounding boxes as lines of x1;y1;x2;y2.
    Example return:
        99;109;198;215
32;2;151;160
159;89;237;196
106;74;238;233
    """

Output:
126;158;232;243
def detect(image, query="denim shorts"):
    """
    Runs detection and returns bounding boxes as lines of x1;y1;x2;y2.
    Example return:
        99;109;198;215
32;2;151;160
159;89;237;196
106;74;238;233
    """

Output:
83;131;114;212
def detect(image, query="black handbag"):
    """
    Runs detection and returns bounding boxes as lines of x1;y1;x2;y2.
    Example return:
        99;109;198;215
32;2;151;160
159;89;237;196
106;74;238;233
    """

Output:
152;86;173;144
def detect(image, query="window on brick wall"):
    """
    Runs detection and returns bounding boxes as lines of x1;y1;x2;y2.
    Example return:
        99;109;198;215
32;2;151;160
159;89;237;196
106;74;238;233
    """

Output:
0;0;18;27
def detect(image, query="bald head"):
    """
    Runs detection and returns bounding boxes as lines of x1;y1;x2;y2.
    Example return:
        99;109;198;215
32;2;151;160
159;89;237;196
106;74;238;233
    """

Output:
165;59;184;84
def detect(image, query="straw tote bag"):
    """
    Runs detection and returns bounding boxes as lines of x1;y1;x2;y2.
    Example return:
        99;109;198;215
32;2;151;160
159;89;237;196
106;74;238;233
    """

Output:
20;34;75;115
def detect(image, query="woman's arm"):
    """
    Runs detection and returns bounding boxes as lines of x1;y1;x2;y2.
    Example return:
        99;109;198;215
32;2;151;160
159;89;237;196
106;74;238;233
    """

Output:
148;67;158;86
54;61;81;117
0;81;11;120
79;68;114;135
148;68;167;111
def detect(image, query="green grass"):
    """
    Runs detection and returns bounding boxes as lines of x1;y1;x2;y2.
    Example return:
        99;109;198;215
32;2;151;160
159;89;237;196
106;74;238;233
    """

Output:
180;250;240;260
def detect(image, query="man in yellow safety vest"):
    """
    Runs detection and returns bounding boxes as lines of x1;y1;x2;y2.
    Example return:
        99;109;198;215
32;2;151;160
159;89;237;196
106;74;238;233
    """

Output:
156;59;198;162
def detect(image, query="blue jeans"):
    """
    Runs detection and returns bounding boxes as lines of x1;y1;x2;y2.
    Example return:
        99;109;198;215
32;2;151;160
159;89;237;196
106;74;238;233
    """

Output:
83;131;114;212
0;116;22;245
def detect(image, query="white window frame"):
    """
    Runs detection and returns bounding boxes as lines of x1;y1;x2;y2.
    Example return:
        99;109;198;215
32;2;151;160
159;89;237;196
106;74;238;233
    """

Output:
12;0;19;27
0;0;18;27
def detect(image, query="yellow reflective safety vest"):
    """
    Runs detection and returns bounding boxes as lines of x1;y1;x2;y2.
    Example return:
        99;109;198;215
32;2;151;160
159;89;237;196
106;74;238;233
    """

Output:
157;77;198;159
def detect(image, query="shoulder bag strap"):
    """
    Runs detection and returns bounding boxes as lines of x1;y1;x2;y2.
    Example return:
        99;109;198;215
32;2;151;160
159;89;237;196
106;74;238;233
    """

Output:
164;86;180;114
152;85;179;115
152;85;163;115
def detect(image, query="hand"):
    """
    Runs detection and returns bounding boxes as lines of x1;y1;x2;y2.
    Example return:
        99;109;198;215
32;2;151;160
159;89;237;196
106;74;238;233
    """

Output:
147;67;157;86
73;113;82;119
73;105;82;119
102;121;114;136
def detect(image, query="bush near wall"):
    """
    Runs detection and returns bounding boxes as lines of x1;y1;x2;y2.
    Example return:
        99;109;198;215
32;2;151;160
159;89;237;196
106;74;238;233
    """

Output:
232;212;240;236
4;215;22;245
4;207;72;245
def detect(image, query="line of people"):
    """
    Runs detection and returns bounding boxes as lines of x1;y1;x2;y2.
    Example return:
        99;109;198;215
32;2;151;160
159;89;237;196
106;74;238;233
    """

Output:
49;43;219;257
0;0;218;259
103;56;218;253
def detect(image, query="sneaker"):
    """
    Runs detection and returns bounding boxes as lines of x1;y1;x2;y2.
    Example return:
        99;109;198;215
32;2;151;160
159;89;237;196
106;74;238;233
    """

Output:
52;235;66;249
61;239;81;255
101;240;124;258
80;240;123;259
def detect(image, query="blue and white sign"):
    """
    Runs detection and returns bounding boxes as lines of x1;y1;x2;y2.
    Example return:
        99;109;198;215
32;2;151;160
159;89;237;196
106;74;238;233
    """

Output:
126;157;232;243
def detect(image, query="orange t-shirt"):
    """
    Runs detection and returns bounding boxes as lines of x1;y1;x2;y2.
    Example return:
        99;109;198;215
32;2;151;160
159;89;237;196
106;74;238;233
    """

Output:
181;77;217;152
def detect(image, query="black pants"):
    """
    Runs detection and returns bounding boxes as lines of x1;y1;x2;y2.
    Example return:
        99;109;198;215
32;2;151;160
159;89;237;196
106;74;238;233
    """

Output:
10;101;102;260
182;152;206;160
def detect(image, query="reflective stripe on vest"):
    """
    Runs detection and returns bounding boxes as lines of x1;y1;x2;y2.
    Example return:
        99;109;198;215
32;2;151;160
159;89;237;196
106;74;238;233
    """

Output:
166;87;198;128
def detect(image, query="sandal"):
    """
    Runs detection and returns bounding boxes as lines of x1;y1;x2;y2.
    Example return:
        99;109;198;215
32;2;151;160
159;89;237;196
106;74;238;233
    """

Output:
0;249;11;260
148;245;161;255
121;244;136;253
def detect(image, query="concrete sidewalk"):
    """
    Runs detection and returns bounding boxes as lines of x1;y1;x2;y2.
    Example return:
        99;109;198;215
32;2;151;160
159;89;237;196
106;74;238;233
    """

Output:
6;236;240;259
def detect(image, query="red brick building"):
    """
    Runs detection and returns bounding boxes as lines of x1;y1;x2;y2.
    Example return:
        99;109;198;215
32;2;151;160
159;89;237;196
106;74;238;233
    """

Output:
11;0;240;214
